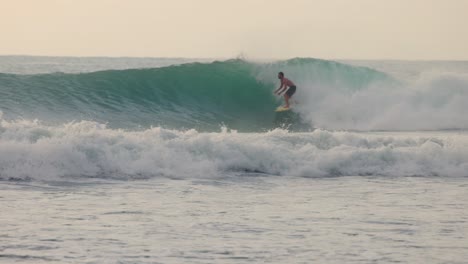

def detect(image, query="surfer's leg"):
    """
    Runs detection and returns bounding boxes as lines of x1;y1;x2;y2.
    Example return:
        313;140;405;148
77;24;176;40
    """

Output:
284;86;295;108
284;94;290;108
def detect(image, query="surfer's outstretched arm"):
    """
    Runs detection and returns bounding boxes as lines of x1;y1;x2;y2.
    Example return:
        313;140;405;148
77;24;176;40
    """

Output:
274;85;281;94
274;84;285;95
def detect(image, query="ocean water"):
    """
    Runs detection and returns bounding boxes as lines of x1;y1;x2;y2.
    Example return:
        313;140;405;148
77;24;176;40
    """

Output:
1;56;468;263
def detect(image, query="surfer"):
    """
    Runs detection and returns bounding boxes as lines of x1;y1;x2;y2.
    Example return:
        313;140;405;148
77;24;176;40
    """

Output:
274;72;296;108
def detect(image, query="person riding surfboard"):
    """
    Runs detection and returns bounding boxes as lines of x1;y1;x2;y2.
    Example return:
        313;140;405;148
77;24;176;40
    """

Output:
274;72;296;109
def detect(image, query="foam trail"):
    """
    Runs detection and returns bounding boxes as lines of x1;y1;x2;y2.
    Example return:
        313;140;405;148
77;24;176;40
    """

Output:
269;65;468;131
1;118;467;181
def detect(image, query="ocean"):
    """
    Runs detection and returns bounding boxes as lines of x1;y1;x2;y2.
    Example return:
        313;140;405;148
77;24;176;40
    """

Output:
0;56;467;263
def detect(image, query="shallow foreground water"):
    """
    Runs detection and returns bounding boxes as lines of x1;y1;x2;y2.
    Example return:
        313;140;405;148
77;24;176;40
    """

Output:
1;176;467;263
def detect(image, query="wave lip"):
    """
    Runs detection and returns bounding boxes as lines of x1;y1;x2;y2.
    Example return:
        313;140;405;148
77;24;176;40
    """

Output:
2;57;467;131
1;119;467;181
0;58;389;131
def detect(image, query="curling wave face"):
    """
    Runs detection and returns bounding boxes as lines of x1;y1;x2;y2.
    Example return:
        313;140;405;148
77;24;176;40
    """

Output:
0;58;389;131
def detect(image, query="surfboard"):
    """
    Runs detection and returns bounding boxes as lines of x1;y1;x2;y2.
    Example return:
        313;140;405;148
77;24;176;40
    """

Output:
275;106;290;112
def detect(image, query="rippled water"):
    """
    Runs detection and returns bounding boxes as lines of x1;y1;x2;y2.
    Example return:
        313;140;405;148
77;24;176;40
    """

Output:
1;176;467;263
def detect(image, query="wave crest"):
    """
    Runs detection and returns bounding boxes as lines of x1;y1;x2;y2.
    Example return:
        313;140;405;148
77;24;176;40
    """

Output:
0;58;388;131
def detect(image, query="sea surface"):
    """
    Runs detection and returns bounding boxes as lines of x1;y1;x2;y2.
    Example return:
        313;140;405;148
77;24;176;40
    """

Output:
1;56;467;263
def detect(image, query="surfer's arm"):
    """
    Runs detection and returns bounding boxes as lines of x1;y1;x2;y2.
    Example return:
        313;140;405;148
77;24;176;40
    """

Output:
277;86;288;95
274;84;285;94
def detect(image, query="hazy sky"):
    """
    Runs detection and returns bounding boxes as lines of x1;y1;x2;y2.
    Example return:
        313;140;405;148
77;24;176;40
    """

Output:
1;0;468;59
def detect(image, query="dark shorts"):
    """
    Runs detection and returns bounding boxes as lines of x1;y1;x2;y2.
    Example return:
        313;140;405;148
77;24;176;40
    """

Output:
286;86;296;97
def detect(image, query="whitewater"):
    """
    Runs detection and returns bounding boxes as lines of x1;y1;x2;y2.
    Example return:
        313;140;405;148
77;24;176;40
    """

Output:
1;56;467;263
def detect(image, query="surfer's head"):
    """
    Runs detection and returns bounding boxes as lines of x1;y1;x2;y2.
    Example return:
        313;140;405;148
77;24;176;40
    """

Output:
278;72;284;79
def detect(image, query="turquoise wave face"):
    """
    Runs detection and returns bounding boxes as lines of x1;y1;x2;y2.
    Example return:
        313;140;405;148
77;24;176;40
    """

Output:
0;58;390;131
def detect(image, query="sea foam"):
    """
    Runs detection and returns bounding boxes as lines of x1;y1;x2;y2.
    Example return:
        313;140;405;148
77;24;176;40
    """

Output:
1;118;467;181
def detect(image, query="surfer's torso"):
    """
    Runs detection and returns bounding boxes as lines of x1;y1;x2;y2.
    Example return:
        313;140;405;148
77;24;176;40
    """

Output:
281;77;295;87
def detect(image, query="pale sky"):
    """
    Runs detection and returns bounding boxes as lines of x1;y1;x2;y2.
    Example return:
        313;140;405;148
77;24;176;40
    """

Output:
1;0;468;60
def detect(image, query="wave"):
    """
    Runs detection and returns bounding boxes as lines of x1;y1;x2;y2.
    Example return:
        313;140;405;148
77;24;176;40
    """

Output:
1;119;467;181
0;58;388;131
1;57;467;131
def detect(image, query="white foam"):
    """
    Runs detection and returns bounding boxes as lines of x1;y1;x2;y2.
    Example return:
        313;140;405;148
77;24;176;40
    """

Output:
1;118;467;180
258;61;468;131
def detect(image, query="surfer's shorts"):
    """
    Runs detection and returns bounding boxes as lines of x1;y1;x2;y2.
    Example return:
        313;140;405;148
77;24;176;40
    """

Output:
286;86;296;97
